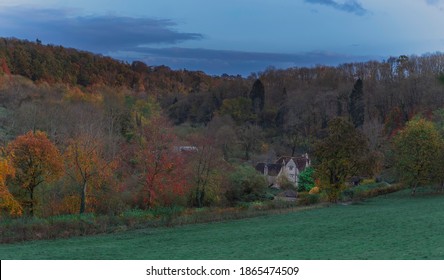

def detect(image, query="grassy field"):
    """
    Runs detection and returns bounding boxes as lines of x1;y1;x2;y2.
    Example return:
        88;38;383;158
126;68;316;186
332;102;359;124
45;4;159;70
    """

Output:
1;189;444;259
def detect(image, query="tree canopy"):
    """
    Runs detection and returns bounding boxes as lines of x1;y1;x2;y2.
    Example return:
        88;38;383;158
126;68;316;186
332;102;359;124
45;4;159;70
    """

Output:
314;118;370;201
392;118;442;194
7;131;63;215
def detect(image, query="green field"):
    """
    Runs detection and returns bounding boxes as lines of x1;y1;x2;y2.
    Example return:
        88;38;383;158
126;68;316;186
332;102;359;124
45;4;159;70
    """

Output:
1;189;444;259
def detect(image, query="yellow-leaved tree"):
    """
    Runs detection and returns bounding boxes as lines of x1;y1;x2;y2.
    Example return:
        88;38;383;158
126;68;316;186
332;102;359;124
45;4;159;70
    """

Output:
64;134;117;214
7;131;63;216
0;155;22;217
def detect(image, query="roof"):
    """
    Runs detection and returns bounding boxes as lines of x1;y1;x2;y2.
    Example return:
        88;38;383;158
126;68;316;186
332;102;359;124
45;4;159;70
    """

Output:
255;163;282;176
275;154;310;171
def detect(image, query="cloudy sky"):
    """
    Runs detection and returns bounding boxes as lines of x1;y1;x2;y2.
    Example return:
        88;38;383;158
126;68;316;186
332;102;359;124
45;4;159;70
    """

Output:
0;0;444;76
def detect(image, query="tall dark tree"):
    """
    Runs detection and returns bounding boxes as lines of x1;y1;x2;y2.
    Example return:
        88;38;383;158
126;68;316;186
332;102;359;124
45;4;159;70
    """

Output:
349;78;365;128
249;79;265;116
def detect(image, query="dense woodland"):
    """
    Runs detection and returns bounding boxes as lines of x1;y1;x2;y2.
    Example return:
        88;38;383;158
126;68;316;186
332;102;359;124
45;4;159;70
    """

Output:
1;37;444;218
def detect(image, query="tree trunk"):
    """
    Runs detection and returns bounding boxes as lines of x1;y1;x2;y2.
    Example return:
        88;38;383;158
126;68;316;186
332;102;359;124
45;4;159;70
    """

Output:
80;181;87;214
411;183;417;196
30;187;34;216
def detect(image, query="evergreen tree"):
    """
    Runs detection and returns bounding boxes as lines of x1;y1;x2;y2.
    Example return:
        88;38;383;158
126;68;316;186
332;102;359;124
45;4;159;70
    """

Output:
249;79;265;116
349;78;365;128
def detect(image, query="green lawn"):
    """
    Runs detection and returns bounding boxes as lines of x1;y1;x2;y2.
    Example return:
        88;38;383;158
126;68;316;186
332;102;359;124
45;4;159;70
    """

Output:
1;189;444;259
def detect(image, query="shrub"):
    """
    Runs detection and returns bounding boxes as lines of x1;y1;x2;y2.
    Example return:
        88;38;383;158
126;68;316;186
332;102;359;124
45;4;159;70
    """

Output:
341;183;405;201
298;167;315;192
277;175;296;190
309;186;320;194
297;193;320;206
225;164;268;204
361;178;375;185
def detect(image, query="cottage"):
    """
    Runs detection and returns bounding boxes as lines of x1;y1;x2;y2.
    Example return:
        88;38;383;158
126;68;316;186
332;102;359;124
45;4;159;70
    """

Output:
255;153;310;188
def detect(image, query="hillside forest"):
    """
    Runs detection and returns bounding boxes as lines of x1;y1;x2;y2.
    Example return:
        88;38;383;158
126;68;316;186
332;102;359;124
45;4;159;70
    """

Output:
1;37;444;218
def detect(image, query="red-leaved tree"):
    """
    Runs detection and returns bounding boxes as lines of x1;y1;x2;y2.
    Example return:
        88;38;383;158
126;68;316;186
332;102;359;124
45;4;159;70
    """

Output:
131;116;190;208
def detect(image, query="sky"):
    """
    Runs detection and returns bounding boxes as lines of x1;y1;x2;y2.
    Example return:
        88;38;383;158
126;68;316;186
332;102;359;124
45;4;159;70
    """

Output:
0;0;444;76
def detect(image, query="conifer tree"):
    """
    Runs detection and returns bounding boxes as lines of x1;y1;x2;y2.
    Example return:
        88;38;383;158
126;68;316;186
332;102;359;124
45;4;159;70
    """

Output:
349;78;365;128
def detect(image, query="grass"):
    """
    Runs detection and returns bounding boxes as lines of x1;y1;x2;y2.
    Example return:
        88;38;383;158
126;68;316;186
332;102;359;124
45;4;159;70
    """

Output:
1;188;444;259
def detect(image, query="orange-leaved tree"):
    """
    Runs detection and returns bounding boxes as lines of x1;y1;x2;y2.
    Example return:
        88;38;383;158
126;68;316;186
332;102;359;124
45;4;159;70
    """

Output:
64;134;117;214
0;155;22;217
7;131;63;216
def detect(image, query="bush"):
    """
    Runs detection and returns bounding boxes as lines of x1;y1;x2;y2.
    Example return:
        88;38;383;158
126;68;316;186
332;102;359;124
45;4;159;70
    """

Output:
225;164;268;204
361;178;375;185
309;186;320;194
297;193;320;206
276;175;296;190
341;183;405;201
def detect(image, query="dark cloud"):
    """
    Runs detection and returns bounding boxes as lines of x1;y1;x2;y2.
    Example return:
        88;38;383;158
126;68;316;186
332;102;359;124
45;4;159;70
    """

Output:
116;47;381;76
304;0;368;16
0;7;203;52
0;6;378;76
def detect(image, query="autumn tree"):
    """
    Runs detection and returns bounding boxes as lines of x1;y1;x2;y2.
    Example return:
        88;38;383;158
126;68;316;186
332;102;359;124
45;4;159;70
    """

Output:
0;155;22;217
314;118;370;201
7;131;63;216
132;116;190;208
392;118;441;195
64;134;117;214
186;131;227;208
431;109;444;191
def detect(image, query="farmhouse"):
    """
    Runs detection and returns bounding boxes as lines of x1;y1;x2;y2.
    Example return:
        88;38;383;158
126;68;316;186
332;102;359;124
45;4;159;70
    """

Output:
255;153;310;188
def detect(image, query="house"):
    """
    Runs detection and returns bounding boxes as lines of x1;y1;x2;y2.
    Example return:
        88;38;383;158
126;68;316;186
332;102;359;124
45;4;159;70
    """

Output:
255;153;310;188
174;146;198;153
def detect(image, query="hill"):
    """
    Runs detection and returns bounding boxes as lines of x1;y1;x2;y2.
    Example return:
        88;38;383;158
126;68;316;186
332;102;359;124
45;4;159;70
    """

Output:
0;37;217;93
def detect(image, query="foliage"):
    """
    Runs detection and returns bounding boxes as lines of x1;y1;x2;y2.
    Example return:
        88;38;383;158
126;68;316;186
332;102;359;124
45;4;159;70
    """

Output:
297;192;320;206
236;124;263;160
314;118;371;202
276;174;296;190
7;131;63;216
186;132;228;207
392;118;442;194
131;116;191;208
298;166;315;192
0;156;22;217
64;134;118;214
308;186;320;194
348;78;364;128
226;164;268;204
341;183;405;201
5;37;444;222
218;97;254;124
249;79;265;115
